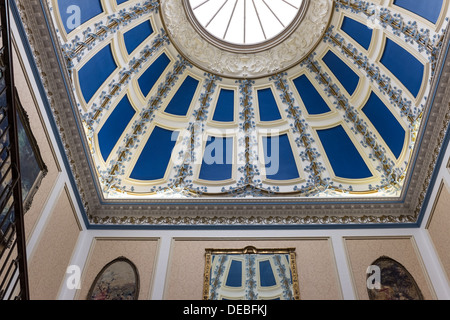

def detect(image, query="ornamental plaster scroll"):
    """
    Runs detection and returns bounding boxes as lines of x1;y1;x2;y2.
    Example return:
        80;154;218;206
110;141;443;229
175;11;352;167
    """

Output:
161;0;333;79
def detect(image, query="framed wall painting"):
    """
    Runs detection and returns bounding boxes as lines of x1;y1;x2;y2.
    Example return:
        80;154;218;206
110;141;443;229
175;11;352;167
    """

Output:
14;89;48;212
203;246;300;300
87;257;140;300
1;86;47;246
367;256;424;300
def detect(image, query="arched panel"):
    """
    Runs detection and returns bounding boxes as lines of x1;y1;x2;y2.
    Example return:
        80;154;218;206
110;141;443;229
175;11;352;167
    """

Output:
367;256;424;300
87;257;140;300
225;259;243;288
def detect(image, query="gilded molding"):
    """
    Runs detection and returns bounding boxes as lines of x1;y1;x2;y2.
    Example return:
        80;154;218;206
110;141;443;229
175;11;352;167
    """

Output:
203;246;301;300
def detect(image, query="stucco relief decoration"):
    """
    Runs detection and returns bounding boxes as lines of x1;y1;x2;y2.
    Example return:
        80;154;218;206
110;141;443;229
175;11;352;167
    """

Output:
161;0;332;78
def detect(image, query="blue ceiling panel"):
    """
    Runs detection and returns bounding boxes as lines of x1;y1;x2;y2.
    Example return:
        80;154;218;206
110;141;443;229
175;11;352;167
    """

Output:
381;38;424;98
199;136;234;181
317;126;373;179
164;76;199;116
137;53;171;98
57;0;103;34
394;0;443;23
213;89;235;122
130;127;179;181
293;75;331;115
362;93;406;159
322;50;360;96
341;16;373;50
78;44;117;103
257;88;282;122
225;260;242;288
259;260;277;287
263;134;300;181
124;20;154;55
98;95;136;162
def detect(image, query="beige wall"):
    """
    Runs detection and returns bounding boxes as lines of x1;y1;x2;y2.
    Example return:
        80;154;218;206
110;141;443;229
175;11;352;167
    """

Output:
344;236;435;300
27;186;81;299
426;181;450;286
165;238;342;300
76;238;159;300
12;40;61;241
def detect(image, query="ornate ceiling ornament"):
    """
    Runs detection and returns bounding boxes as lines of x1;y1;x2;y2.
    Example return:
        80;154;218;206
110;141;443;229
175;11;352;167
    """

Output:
161;0;333;78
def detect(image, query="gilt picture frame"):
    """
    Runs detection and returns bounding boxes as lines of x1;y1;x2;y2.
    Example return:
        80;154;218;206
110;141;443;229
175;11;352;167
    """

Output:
203;246;300;300
1;87;48;245
14;89;48;213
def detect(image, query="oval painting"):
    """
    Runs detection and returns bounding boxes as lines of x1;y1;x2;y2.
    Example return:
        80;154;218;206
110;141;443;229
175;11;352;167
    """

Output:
367;256;424;300
88;257;139;300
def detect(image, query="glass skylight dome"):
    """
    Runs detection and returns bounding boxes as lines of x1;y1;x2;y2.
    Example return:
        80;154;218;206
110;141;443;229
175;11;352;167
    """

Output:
41;0;450;227
186;0;305;51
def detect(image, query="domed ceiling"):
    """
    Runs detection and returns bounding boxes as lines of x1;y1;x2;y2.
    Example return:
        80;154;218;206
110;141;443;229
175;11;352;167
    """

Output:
31;0;450;226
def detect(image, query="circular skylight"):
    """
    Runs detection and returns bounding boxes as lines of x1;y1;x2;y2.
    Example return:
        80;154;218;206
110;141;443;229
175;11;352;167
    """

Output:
185;0;305;52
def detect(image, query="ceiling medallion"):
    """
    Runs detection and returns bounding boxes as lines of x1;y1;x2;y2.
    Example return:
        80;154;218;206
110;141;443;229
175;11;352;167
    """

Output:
161;0;333;78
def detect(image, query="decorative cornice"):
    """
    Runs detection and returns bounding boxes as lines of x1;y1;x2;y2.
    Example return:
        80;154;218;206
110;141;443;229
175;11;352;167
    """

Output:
89;211;416;226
